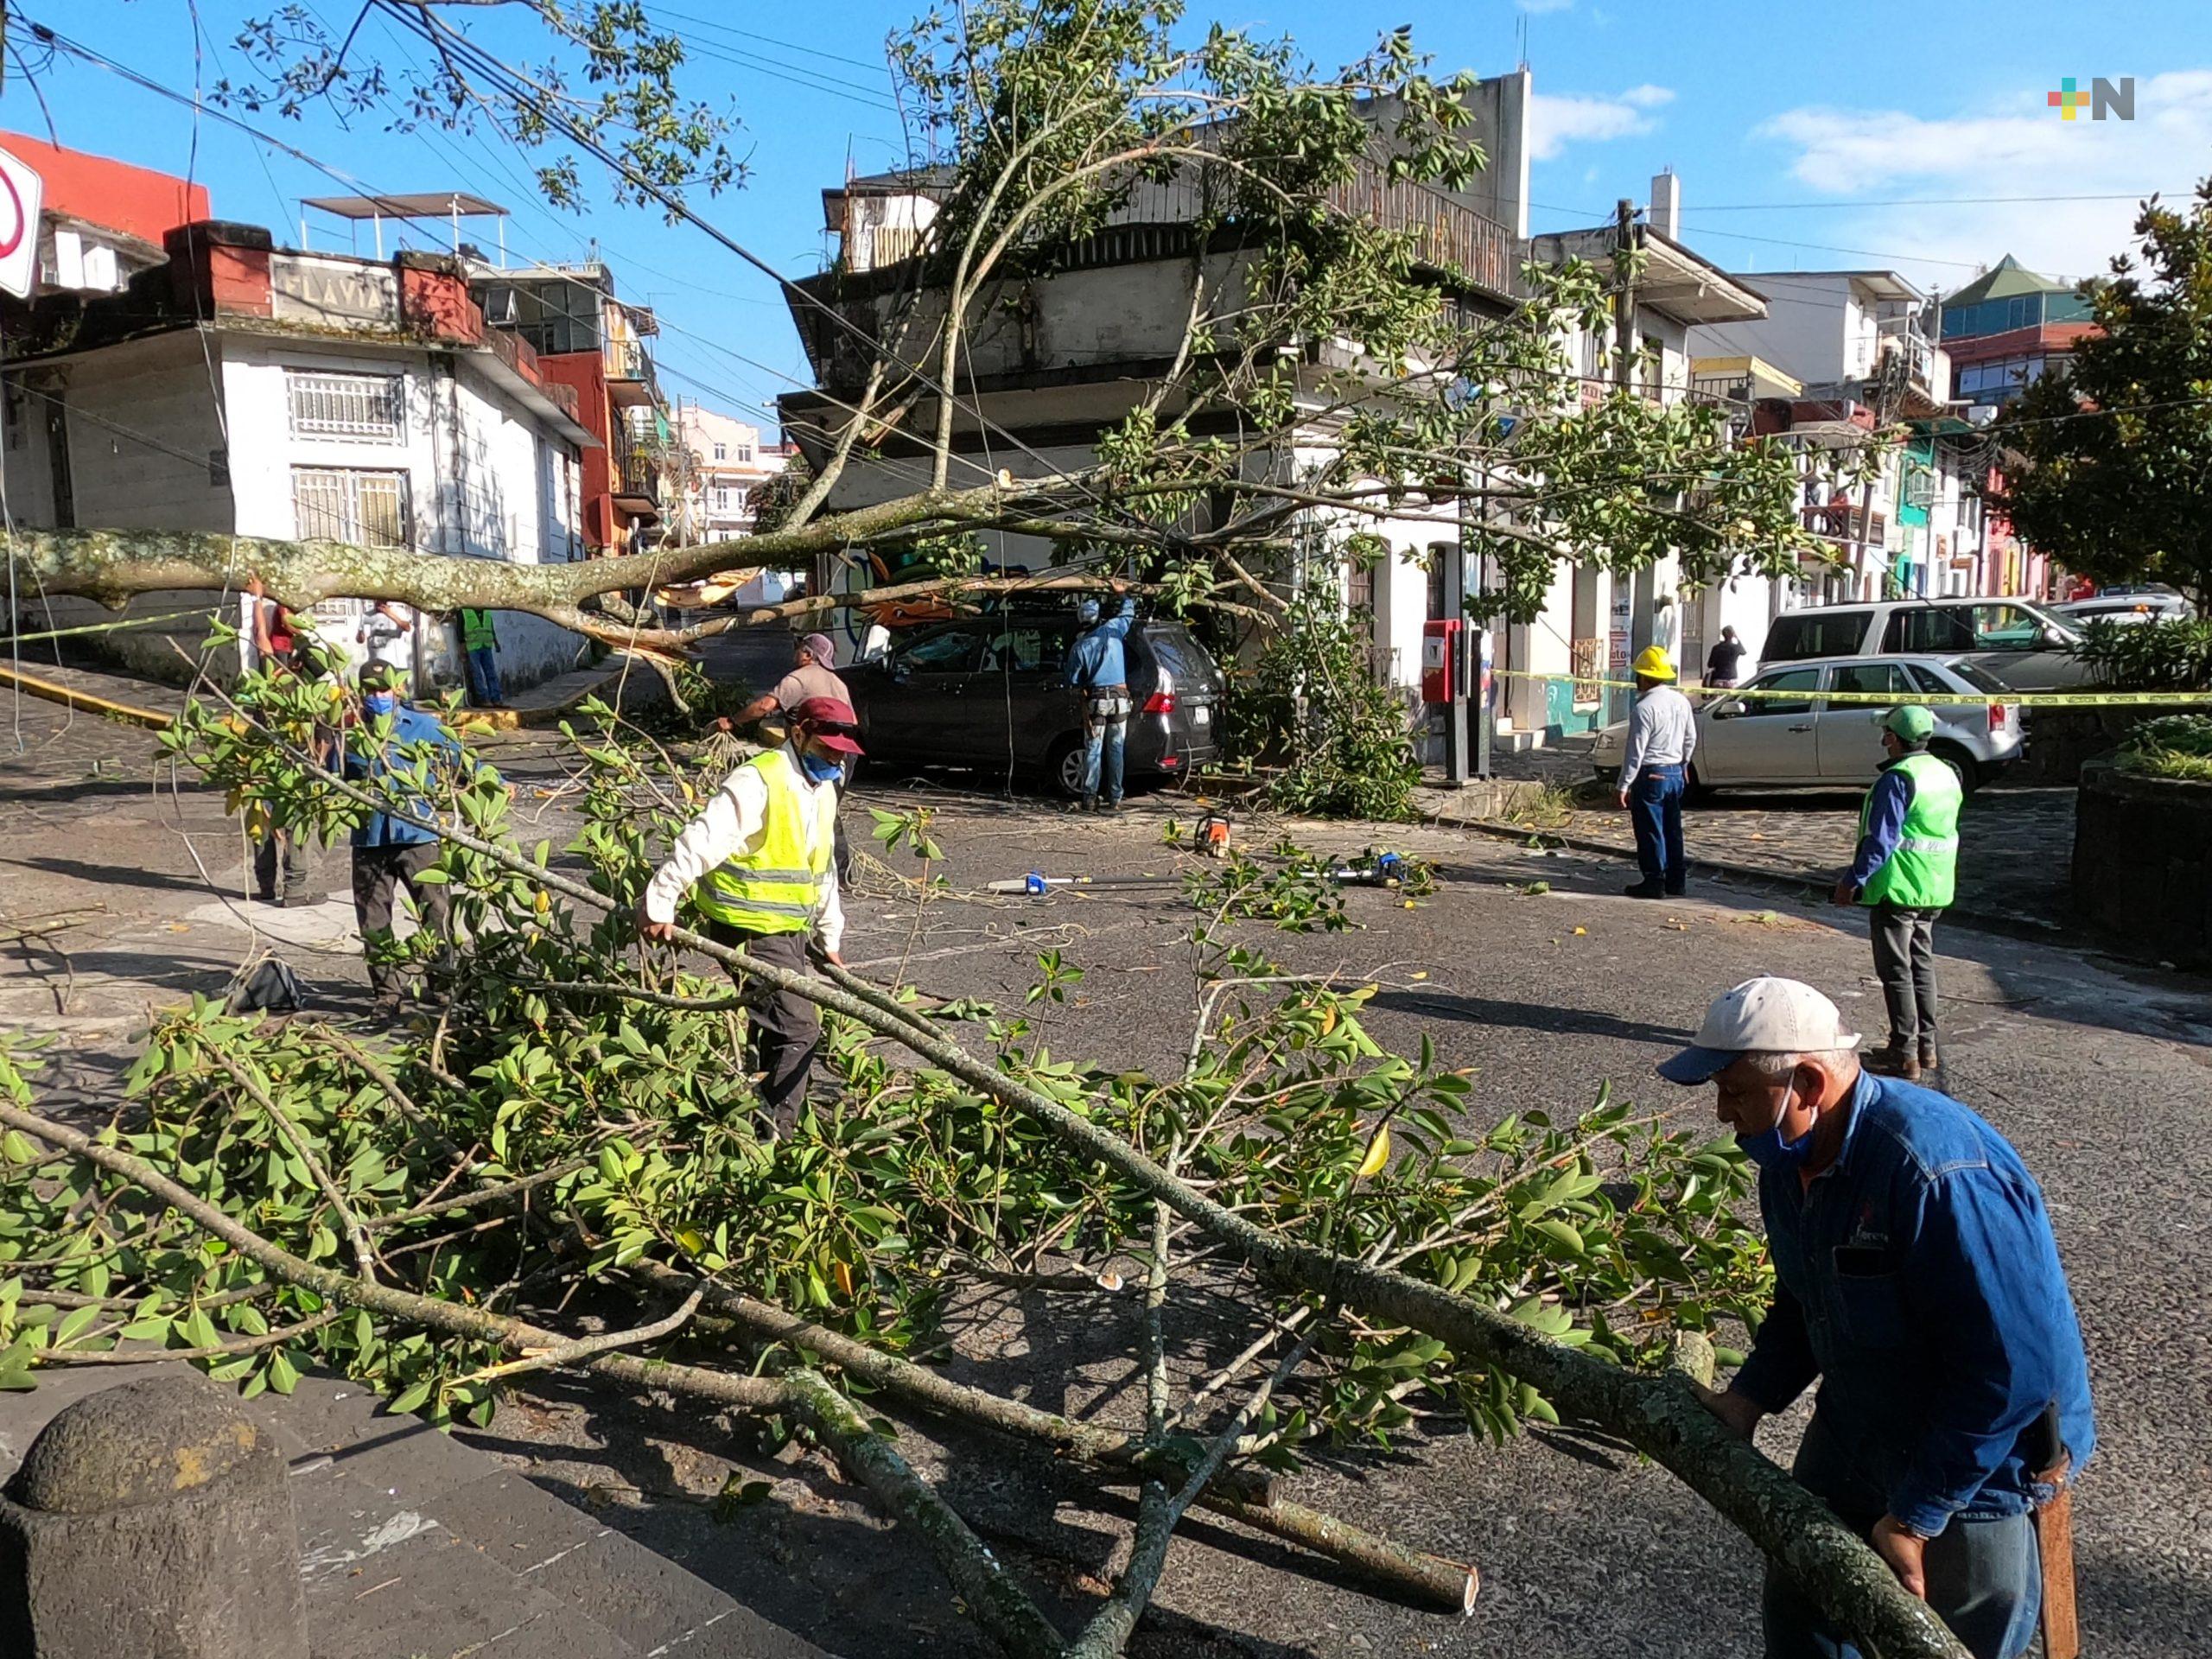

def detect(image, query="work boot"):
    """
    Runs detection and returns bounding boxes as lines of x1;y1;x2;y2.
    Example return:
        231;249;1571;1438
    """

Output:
1067;796;1095;815
1917;1039;1940;1074
1865;1043;1921;1083
1664;880;1688;897
1623;880;1665;899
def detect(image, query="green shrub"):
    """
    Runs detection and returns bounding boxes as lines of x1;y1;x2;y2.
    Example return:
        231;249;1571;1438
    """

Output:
2118;713;2212;782
2067;617;2212;691
1245;584;1421;822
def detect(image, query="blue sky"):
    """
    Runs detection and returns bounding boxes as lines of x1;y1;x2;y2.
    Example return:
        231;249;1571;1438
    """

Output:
7;1;2207;432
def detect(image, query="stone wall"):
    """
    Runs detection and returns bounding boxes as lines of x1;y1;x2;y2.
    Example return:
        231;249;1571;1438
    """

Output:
2013;705;2166;785
2073;760;2212;969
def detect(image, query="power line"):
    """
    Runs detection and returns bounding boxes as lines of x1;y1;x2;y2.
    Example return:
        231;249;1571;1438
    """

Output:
1684;190;2188;213
646;7;891;74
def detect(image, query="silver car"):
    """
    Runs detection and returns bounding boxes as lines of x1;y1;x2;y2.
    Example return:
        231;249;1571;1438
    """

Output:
1592;655;2024;796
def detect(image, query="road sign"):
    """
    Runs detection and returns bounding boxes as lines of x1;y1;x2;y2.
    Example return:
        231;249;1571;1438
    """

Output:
0;144;44;300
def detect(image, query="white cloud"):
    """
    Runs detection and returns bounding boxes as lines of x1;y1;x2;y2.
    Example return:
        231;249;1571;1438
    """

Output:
1516;0;1577;13
1529;85;1676;161
1753;71;2212;289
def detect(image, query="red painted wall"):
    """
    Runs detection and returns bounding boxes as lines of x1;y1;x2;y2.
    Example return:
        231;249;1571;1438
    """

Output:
0;130;210;243
539;351;616;549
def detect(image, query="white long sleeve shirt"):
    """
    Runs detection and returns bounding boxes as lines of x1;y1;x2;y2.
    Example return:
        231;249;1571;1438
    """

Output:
1618;683;1698;782
643;748;845;952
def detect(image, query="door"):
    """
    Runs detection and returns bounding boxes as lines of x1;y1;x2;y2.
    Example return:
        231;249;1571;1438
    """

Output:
1815;661;1914;782
1883;601;2078;690
865;622;983;763
1700;666;1827;785
972;616;1077;770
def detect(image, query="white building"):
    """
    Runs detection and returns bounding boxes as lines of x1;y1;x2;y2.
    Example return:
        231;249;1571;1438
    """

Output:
4;223;597;691
670;403;790;543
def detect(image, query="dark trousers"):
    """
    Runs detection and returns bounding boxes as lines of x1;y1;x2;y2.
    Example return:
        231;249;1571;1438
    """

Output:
255;829;315;904
706;923;820;1137
1764;1413;2040;1659
350;841;452;1001
1629;763;1688;891
464;645;503;706
1870;901;1942;1051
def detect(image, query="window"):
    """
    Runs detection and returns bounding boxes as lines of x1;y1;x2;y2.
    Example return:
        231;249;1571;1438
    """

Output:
714;487;731;511
291;467;410;547
894;626;980;673
712;442;727;461
979;621;1071;674
1764;610;1872;662
1885;602;2046;654
1943;660;2012;695
1828;663;1911;699
286;372;405;442
734;443;753;464
1739;667;1824;716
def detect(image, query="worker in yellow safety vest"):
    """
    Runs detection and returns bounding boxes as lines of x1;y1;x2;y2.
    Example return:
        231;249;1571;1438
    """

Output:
638;696;862;1135
1831;704;1961;1082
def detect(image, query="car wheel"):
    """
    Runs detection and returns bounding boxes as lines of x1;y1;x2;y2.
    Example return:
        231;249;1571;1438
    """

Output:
1929;741;1980;796
1047;735;1087;800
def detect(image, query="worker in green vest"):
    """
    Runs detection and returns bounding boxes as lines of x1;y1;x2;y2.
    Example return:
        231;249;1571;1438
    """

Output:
1831;705;1961;1082
457;607;504;709
636;696;862;1136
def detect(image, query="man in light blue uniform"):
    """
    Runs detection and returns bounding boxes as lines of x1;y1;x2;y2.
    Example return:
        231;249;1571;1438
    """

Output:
1065;580;1136;811
340;662;465;1013
1660;976;2094;1659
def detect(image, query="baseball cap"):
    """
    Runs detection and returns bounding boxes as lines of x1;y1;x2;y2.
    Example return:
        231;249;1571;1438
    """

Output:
799;632;836;664
359;662;398;693
1656;976;1861;1084
788;695;864;755
1884;704;1936;742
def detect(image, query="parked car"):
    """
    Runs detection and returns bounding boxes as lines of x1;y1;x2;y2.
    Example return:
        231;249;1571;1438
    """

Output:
1760;597;2088;690
842;608;1224;796
1591;654;2023;795
2053;593;2194;626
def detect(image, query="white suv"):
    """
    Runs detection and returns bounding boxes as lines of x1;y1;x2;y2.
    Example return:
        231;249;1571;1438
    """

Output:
1592;654;2024;795
1761;598;2086;690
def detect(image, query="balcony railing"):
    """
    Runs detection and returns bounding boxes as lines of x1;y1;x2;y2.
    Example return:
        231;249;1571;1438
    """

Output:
606;336;651;381
615;450;660;507
1323;172;1515;297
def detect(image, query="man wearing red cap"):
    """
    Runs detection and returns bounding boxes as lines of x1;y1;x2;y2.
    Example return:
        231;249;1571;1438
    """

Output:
639;696;863;1135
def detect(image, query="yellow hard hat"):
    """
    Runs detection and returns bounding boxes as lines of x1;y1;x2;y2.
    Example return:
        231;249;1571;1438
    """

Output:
1632;645;1676;682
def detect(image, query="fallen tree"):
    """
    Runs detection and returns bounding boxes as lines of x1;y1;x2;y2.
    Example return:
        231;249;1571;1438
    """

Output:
0;679;1967;1656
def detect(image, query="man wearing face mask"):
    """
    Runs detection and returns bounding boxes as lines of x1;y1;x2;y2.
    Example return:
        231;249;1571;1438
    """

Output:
340;662;463;1014
637;696;861;1137
1658;977;2093;1659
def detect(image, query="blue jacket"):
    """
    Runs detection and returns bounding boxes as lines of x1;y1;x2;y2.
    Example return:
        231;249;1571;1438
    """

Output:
340;705;464;849
1845;759;1917;891
1066;598;1137;690
1734;1071;2094;1535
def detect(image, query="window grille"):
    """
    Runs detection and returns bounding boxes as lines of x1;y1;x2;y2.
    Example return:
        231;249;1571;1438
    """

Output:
287;372;405;442
292;467;410;548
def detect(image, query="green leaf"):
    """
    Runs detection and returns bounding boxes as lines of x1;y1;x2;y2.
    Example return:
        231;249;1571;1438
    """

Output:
54;1305;103;1345
388;1379;434;1415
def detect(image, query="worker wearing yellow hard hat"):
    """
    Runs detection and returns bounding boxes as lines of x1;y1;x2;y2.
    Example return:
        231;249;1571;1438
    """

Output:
1617;642;1695;898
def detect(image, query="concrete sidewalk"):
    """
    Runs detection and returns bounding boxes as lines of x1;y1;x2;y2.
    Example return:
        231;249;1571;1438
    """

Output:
0;1364;830;1659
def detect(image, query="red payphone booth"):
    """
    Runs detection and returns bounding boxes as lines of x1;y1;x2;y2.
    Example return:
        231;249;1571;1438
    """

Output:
1421;618;1461;703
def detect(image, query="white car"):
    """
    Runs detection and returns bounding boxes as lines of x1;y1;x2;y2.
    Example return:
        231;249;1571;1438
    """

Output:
2052;594;2193;626
1592;655;2024;795
1759;597;2087;690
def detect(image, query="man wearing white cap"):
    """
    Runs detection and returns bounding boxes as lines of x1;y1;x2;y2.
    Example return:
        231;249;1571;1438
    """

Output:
1658;977;2093;1659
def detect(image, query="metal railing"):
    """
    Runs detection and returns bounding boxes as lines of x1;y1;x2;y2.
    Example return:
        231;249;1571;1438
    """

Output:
605;336;652;381
616;451;660;505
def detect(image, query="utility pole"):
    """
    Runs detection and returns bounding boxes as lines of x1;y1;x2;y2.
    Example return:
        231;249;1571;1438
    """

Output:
1612;198;1651;723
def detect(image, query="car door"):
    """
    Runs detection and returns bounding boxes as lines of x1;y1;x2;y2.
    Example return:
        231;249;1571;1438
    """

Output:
1814;662;1913;782
1699;666;1827;785
865;623;984;763
972;616;1078;770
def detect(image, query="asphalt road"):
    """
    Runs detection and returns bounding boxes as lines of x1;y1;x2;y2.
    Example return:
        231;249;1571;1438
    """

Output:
2;693;2205;1657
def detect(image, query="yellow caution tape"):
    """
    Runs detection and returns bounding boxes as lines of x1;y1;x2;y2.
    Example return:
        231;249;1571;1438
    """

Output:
1488;667;2211;709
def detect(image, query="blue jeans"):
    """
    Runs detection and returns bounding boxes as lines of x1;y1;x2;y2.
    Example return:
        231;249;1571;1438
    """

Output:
1080;696;1128;804
465;645;503;706
1764;1413;2041;1659
1629;763;1687;889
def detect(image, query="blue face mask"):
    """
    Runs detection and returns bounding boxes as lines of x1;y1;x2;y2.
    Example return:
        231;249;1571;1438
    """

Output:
799;753;843;784
363;692;398;717
1735;1078;1815;1173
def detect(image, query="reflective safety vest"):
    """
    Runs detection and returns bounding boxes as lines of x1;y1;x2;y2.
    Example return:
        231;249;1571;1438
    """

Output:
1859;751;1961;910
460;607;499;652
694;749;833;935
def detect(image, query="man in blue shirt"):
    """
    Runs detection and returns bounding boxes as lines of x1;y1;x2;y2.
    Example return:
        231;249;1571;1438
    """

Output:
1065;581;1136;812
1659;976;2094;1659
341;662;465;1013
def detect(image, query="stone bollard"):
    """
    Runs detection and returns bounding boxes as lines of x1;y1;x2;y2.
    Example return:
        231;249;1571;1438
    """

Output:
0;1371;308;1658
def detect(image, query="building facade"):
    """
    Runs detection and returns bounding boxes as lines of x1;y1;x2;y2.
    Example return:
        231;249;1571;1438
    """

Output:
1;139;597;693
669;404;790;543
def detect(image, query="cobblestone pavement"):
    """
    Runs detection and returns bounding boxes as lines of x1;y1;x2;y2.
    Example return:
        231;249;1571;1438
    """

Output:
1436;779;2078;936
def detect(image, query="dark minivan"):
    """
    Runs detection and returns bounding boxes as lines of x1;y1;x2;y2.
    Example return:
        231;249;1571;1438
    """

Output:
842;608;1224;795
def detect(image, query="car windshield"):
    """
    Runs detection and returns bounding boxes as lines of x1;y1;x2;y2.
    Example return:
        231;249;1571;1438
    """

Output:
1142;626;1215;683
1942;659;2012;695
